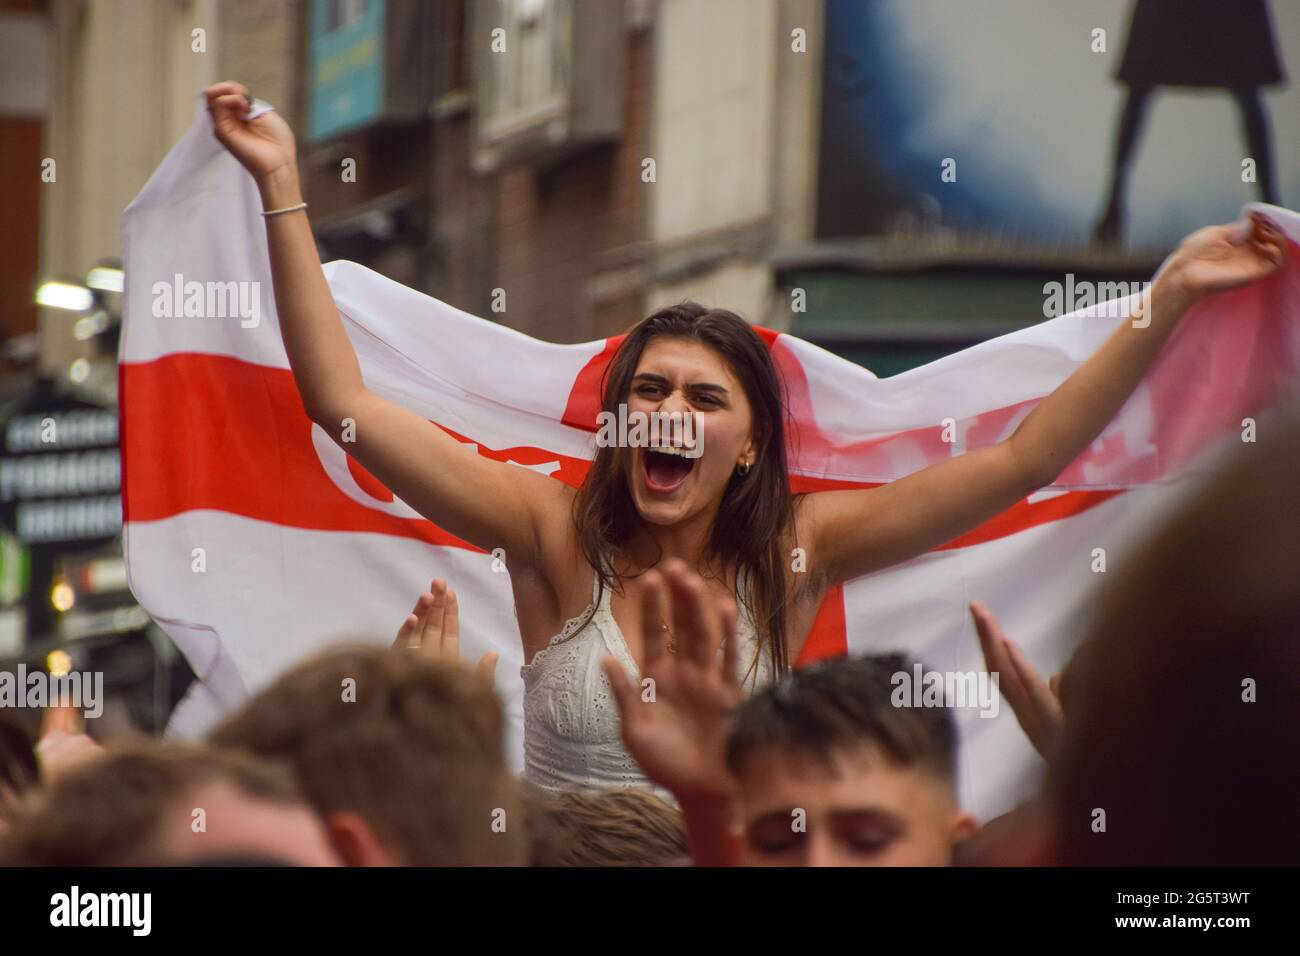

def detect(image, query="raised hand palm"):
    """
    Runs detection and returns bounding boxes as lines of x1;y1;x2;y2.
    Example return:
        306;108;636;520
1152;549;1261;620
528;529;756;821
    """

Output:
624;650;741;794
604;561;745;799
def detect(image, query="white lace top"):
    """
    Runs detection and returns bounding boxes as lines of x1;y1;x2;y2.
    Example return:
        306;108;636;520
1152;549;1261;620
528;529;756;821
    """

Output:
520;568;774;796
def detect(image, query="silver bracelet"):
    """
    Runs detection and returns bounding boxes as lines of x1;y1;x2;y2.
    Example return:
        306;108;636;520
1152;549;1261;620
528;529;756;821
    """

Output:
262;201;307;218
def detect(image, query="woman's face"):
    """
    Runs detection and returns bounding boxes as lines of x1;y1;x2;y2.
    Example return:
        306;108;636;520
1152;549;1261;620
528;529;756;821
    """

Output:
623;337;756;528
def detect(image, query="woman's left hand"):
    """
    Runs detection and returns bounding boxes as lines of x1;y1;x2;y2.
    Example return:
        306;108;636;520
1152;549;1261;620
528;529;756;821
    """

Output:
1166;212;1288;304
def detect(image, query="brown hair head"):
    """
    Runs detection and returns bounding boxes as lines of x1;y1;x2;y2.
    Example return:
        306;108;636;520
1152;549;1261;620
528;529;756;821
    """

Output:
1044;412;1300;865
0;712;38;819
572;301;796;672
210;646;525;865
0;740;303;866
524;784;689;866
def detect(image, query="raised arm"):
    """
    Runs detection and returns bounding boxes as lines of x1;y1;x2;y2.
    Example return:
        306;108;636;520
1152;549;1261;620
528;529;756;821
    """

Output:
804;216;1288;586
204;82;567;570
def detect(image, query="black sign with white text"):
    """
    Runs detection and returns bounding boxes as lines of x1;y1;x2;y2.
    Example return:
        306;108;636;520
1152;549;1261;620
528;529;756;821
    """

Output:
0;383;121;549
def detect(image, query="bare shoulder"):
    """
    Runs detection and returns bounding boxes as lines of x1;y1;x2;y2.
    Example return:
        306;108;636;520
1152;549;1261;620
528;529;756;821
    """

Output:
532;479;580;582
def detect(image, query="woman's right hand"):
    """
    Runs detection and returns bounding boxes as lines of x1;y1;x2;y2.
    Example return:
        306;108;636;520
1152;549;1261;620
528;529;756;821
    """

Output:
204;80;298;186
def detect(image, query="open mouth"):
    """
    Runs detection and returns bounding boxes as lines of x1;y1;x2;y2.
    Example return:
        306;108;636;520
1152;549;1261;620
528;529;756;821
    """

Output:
642;446;697;494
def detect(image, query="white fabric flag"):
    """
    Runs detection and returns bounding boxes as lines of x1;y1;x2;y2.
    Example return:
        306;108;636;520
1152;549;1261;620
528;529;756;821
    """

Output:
121;99;1300;820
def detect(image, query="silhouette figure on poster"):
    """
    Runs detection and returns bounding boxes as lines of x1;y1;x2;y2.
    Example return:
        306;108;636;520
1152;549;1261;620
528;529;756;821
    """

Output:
1094;0;1286;245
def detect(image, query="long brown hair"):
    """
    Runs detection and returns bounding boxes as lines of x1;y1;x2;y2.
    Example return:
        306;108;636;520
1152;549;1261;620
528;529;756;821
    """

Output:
571;302;796;674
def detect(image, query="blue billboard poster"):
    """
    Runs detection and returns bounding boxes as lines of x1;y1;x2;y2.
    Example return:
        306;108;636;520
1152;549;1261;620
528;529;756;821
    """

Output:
816;0;1300;252
307;0;385;143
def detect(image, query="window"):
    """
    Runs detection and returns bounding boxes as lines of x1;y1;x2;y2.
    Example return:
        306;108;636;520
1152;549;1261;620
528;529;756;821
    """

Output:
471;0;622;171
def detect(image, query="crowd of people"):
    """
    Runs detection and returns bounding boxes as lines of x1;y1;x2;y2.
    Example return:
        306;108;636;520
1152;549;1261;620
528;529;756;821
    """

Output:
0;409;1295;866
0;79;1292;869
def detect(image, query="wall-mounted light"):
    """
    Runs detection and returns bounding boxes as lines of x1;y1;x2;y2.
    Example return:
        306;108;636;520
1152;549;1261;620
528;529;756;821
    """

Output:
35;280;93;312
86;267;125;294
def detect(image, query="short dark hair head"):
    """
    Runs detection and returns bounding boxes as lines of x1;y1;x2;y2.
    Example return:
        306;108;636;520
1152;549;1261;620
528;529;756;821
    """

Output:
725;653;958;790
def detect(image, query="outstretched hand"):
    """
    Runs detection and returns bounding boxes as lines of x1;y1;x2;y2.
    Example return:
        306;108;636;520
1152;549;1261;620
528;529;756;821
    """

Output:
970;602;1063;759
393;579;499;682
1166;212;1288;304
602;559;743;801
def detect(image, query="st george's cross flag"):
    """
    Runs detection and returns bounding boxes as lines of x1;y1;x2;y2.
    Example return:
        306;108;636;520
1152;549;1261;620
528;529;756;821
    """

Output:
120;99;1300;820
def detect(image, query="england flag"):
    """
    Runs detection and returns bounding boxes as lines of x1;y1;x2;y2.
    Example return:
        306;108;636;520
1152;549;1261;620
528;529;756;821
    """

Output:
120;99;1300;820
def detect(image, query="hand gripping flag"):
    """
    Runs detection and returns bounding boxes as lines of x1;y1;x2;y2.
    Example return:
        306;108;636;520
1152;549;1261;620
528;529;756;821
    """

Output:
121;99;1300;820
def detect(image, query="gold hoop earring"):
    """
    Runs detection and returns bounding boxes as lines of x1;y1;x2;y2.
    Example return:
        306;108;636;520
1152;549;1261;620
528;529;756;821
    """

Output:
737;460;751;475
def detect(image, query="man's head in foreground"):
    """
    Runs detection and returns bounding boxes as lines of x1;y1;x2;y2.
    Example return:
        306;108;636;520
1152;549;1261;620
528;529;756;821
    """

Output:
211;646;526;866
0;712;38;830
1038;414;1300;866
0;740;338;865
725;653;975;866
